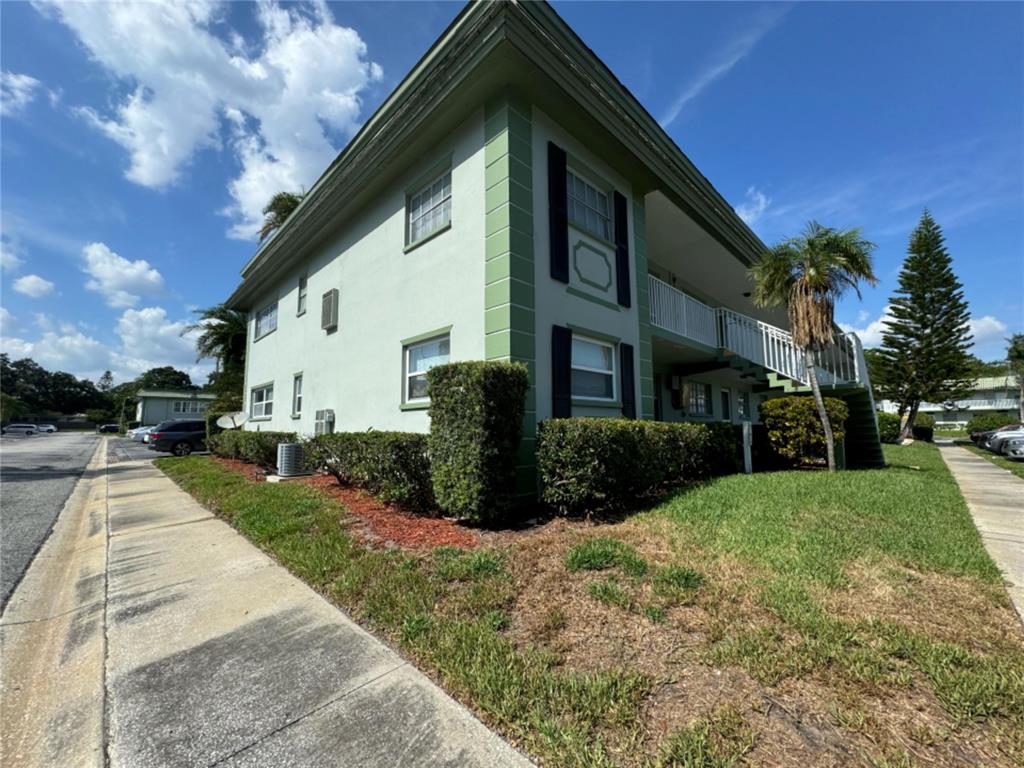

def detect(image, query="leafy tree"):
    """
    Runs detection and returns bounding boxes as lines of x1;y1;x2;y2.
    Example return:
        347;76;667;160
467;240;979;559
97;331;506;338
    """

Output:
1;393;29;422
258;191;303;242
136;366;194;391
874;211;974;439
0;354;109;414
86;408;114;425
97;370;114;392
749;221;877;471
184;304;247;400
1007;333;1024;421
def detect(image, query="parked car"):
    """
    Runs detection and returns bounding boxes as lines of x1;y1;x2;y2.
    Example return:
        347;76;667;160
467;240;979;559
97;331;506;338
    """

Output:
127;426;155;442
1004;436;1024;461
36;424;57;433
988;429;1024;455
973;423;1023;446
97;424;120;433
147;420;207;456
2;423;38;435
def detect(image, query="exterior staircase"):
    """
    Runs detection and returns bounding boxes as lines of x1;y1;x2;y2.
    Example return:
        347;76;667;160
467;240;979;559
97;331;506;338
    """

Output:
648;275;885;468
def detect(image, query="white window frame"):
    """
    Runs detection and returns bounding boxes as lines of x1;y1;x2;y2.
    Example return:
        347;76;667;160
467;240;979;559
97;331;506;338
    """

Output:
292;374;303;417
254;302;278;340
297;276;307;316
570;334;617;402
566;168;612;242
403;333;450;404
250;383;274;419
173;400;208;415
406;169;452;245
687;381;713;416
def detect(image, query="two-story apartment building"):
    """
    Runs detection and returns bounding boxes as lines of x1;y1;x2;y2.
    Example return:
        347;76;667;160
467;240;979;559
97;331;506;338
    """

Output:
881;375;1021;428
226;0;882;492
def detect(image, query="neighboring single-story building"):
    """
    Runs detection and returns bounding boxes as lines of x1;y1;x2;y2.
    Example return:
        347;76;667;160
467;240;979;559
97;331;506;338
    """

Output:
224;0;884;494
134;390;216;426
879;375;1021;428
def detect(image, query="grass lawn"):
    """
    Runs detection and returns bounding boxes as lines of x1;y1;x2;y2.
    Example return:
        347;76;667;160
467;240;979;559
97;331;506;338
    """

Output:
961;442;1024;480
157;442;1024;768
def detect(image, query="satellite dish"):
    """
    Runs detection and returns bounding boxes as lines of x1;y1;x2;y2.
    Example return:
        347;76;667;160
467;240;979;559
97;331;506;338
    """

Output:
216;411;249;429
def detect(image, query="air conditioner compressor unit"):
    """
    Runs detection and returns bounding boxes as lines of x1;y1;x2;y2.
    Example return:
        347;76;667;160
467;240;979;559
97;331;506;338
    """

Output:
276;442;307;478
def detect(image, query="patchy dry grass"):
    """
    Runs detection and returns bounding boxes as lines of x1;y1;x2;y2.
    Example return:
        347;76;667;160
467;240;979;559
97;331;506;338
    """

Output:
158;442;1024;767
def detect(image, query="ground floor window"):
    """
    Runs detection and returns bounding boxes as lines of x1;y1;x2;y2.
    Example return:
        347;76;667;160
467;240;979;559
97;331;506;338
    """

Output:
251;384;273;418
172;400;208;414
688;382;712;416
292;374;303;416
720;389;732;421
404;334;450;402
571;335;616;400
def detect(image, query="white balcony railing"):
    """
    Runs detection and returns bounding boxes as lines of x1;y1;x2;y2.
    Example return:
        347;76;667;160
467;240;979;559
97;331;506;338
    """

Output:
647;275;865;388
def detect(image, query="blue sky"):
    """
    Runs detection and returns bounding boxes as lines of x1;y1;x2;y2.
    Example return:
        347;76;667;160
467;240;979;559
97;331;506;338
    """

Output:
1;1;1021;385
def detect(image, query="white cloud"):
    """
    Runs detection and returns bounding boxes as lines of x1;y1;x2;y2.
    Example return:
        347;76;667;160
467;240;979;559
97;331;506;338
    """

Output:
0;304;213;382
12;274;56;298
969;315;1008;348
735;186;771;226
0;240;24;273
43;0;382;239
1;71;41;116
660;6;789;128
0;307;13;335
81;242;164;308
840;306;894;348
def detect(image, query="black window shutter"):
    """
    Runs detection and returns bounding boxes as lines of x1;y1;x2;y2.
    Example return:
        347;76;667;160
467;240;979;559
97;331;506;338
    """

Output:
551;325;572;418
548;142;569;283
620;342;636;419
613;191;630;307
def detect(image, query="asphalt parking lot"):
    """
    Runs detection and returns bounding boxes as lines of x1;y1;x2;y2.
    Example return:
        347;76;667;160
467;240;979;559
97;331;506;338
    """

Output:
0;431;100;608
107;435;159;463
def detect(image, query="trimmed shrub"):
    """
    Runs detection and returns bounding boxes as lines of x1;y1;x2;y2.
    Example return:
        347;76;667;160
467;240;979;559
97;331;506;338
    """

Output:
426;361;529;523
208;429;297;469
966;412;1019;436
877;412;901;444
912;412;935;442
758;396;849;466
303;431;433;512
536;419;740;514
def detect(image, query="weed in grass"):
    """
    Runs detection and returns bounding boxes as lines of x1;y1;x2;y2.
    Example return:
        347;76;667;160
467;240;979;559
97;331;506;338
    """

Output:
485;609;510;632
653;704;757;768
653;565;705;606
866;748;915;768
565;537;648;577
643;605;667;624
401;613;433;643
588;576;632;610
827;700;869;734
541;606;567;635
433;547;505;581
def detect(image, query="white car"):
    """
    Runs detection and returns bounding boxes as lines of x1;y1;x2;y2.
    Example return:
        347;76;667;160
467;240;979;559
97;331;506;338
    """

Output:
2;423;38;435
36;424;57;433
1004;436;1024;460
129;426;156;442
990;429;1024;456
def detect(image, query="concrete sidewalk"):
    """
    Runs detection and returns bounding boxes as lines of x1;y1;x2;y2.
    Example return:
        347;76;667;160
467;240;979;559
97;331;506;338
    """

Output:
1;440;533;767
940;445;1024;621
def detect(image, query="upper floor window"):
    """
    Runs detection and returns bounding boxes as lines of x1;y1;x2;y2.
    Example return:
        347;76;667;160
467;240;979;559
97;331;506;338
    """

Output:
571;335;615;401
688;382;713;416
407;170;451;244
567;169;611;241
404;334;450;403
255;303;278;340
251;383;273;418
297;276;307;316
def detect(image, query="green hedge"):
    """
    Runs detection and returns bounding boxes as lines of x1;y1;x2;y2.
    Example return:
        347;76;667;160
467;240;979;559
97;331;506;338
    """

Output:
911;412;935;443
208;430;297;468
758;396;849;466
536;419;739;514
426;361;529;523
967;412;1019;435
877;412;901;444
303;431;433;512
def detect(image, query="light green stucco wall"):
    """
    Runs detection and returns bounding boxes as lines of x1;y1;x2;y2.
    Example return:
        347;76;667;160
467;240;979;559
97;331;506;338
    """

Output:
242;109;487;435
484;89;537;495
633;197;655;419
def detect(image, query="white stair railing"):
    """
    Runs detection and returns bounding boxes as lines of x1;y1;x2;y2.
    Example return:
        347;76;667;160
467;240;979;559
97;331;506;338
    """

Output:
647;275;867;388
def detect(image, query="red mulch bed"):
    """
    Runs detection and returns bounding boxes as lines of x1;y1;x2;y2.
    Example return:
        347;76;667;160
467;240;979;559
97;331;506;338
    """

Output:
210;457;478;550
299;474;480;550
213;456;267;482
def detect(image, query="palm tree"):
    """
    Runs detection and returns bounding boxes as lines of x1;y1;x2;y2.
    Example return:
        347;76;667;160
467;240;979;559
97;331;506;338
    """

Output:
749;222;877;471
258;191;304;242
1007;334;1024;421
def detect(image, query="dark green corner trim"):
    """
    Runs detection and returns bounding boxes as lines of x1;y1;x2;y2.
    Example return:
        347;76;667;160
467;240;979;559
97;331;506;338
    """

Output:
633;197;655;419
484;88;536;495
